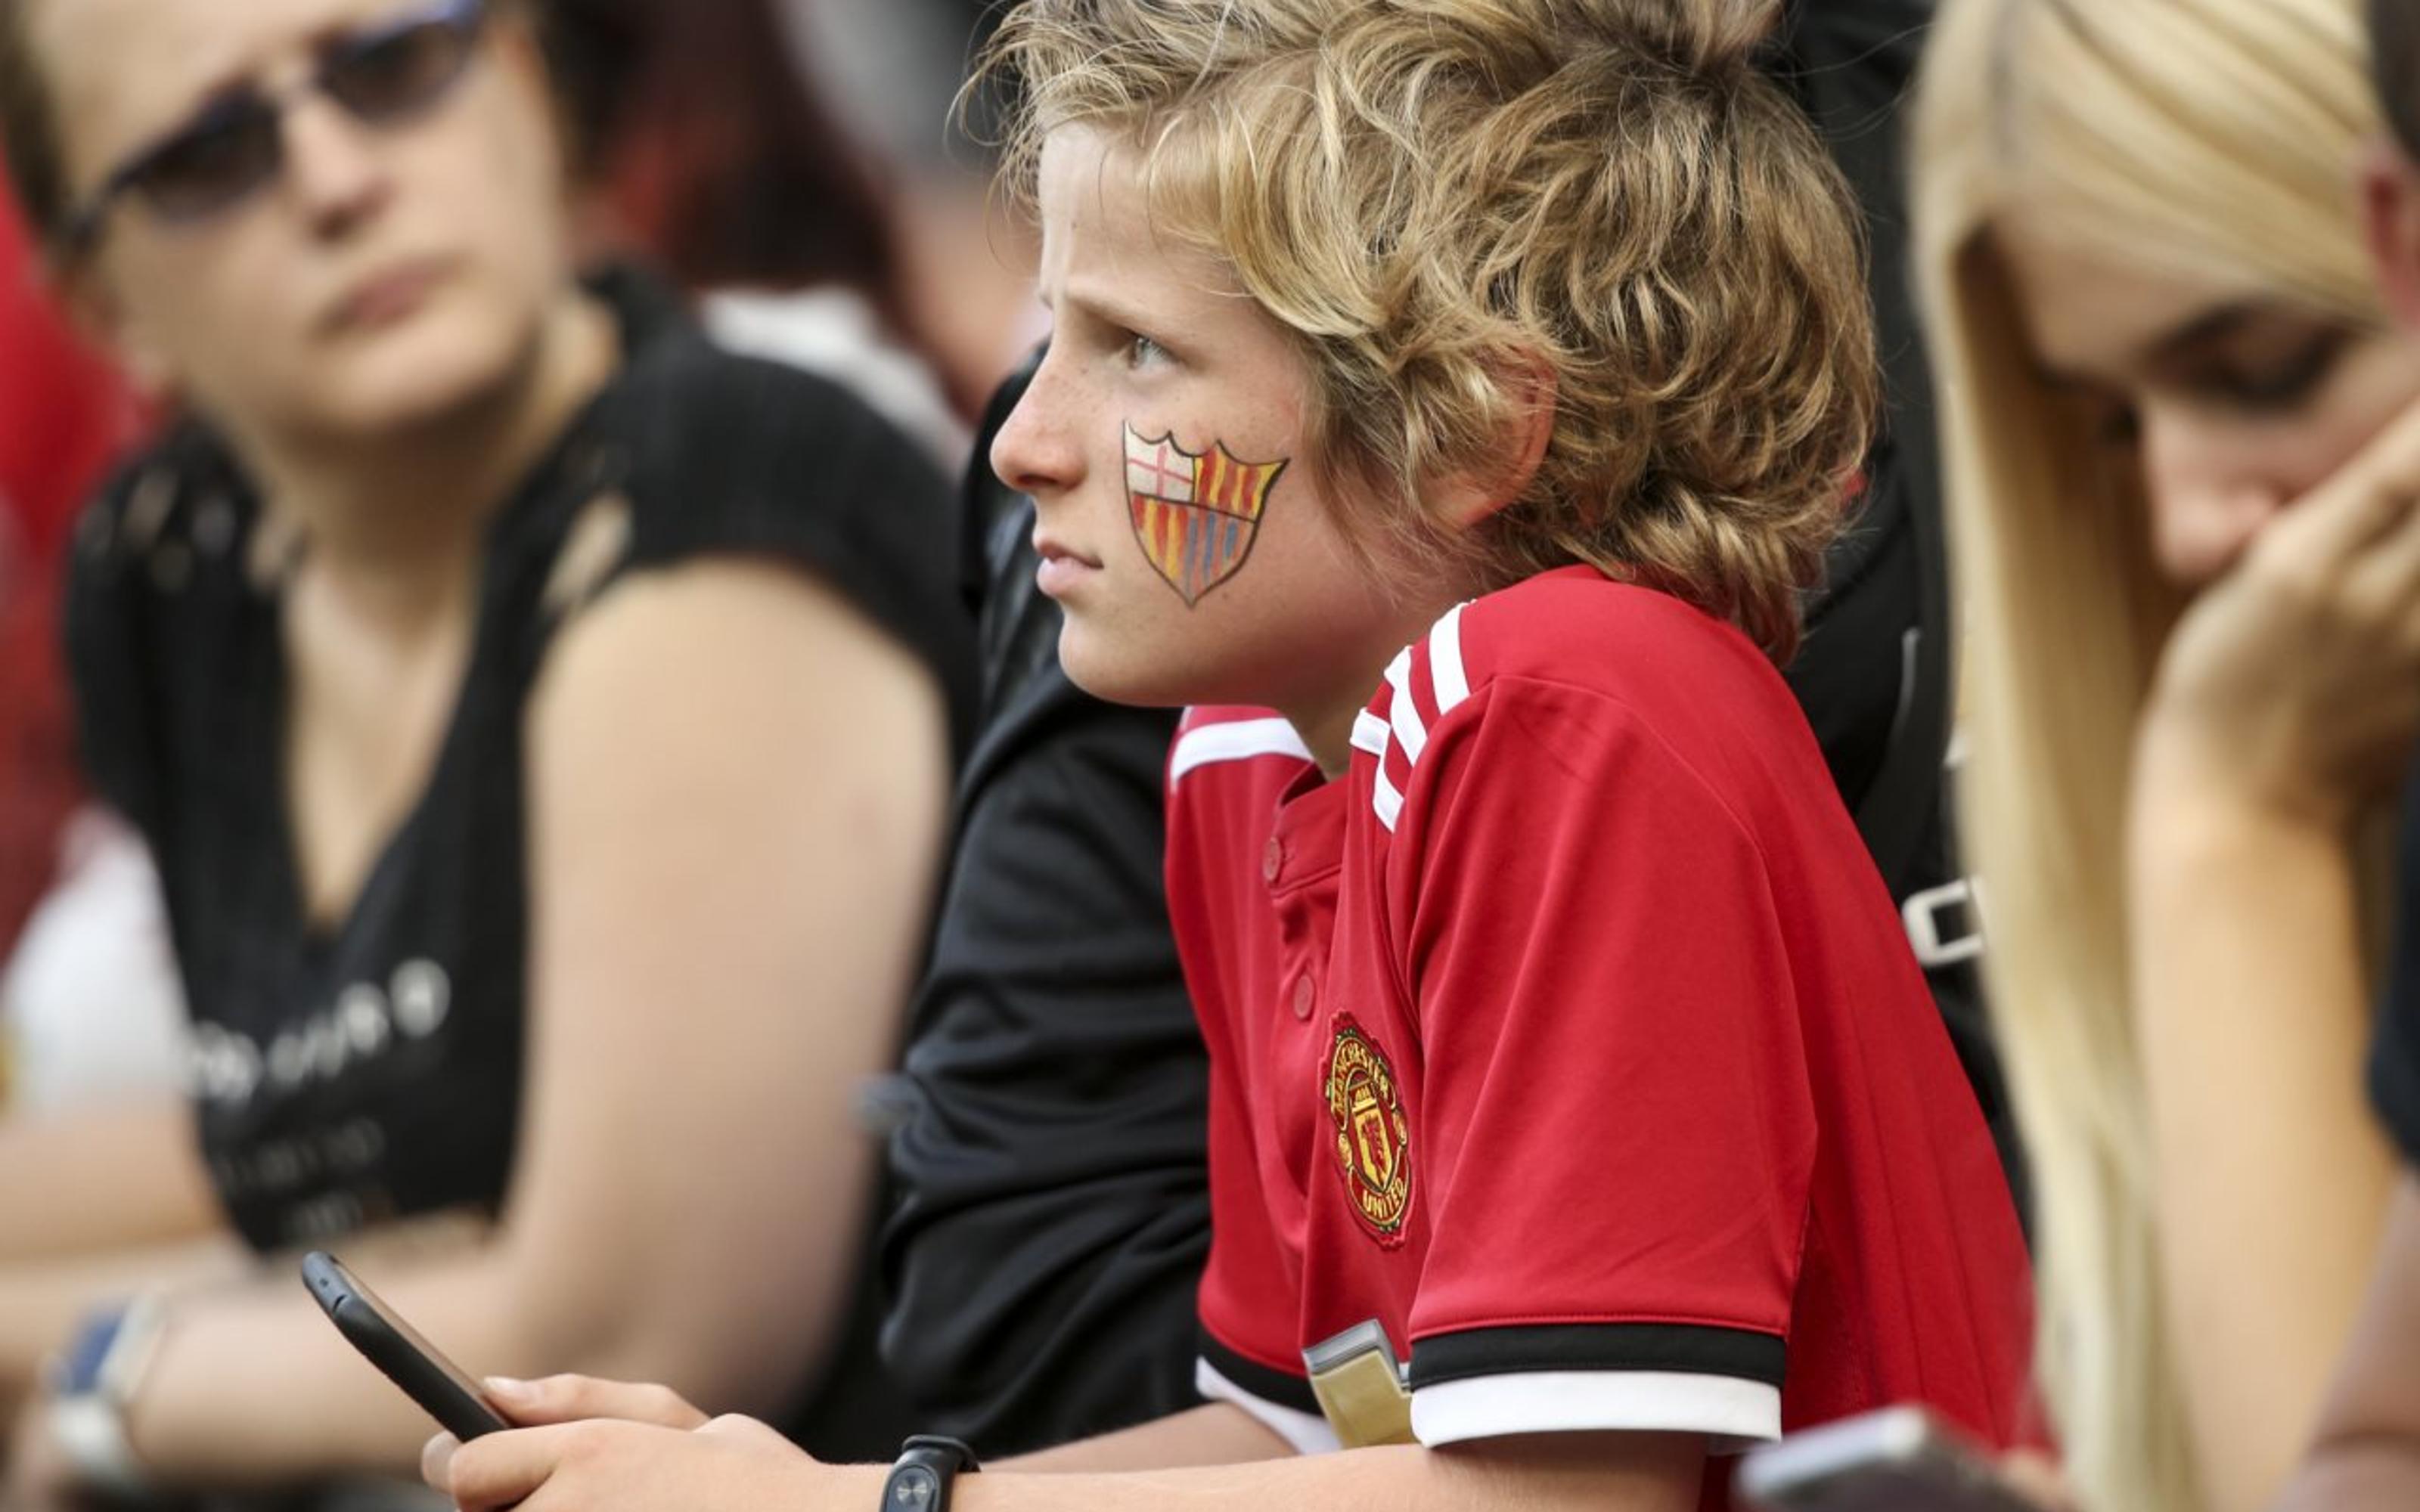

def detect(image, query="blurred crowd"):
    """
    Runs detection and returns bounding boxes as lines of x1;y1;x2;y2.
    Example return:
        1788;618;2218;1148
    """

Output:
4;2;2420;1511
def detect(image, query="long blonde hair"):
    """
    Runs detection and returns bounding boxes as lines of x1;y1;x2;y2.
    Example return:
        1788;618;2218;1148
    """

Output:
1910;2;2379;1507
974;0;1876;662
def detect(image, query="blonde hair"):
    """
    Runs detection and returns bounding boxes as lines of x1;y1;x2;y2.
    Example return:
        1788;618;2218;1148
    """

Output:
1911;2;2380;1507
976;0;1876;662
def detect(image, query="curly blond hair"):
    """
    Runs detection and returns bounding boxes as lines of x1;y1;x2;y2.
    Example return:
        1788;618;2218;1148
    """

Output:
976;0;1876;661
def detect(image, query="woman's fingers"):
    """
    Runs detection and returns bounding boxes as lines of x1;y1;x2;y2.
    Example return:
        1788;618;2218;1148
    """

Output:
481;1374;710;1430
2287;398;2420;567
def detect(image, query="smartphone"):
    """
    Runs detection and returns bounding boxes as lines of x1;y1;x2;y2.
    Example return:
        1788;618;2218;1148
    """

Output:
1736;1406;2042;1512
300;1250;510;1441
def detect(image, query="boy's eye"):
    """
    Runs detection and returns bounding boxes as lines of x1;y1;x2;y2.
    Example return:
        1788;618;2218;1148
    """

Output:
1125;333;1173;368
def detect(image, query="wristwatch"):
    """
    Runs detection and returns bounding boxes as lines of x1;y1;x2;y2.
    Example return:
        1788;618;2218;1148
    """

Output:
880;1434;980;1511
48;1295;169;1500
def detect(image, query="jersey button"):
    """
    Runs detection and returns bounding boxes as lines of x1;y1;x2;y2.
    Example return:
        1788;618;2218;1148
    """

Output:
1263;837;1286;885
1291;973;1317;1021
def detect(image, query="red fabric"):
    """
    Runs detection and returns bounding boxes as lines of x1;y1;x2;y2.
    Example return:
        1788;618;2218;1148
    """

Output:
0;185;140;956
1170;569;2034;1508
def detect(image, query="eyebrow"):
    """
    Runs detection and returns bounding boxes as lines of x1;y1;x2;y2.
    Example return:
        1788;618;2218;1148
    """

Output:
1057;283;1174;339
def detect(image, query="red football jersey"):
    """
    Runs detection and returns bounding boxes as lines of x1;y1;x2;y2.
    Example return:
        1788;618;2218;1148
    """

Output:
1168;567;2031;1507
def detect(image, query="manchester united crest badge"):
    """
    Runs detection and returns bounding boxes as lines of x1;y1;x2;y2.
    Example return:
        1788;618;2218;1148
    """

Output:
1324;1020;1412;1243
1123;423;1287;606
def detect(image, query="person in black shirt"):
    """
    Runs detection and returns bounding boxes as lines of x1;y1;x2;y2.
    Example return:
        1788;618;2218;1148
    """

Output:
0;0;969;1499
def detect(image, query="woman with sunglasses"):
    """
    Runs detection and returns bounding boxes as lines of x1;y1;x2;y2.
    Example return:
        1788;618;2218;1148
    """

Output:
0;0;970;1500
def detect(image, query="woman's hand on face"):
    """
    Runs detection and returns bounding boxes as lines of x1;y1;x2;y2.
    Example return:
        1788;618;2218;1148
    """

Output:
421;1377;836;1512
2142;396;2420;829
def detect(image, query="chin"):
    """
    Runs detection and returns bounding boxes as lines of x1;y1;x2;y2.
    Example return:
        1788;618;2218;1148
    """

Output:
307;308;533;438
1056;622;1200;711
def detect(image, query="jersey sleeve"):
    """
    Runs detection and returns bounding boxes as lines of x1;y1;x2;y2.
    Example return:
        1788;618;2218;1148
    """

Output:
1391;674;1817;1449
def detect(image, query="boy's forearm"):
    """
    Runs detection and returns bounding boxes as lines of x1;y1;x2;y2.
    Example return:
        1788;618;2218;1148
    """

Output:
1000;1404;1294;1473
955;1433;1702;1512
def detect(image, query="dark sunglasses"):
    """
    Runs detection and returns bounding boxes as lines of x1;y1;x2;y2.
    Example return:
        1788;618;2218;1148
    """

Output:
61;0;491;253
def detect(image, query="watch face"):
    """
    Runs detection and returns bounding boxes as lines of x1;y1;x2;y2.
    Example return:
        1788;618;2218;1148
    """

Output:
888;1465;942;1510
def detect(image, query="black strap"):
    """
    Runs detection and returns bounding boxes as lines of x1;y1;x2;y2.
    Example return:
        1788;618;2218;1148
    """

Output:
882;1435;981;1512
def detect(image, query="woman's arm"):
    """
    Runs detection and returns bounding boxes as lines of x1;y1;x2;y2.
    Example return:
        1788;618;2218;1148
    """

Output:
2124;397;2420;1512
2276;1175;2420;1511
57;559;951;1489
2127;779;2396;1512
0;1102;223;1268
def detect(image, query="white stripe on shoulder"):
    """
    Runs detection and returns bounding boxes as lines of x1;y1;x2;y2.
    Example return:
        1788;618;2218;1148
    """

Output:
1168;717;1314;789
1430;601;1472;711
1382;649;1427;764
1349;709;1404;832
1195;1359;1342;1456
1371;766;1405;832
1350;709;1392;760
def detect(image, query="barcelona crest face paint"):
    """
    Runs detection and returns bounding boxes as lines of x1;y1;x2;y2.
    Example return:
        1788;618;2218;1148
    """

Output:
1122;423;1290;607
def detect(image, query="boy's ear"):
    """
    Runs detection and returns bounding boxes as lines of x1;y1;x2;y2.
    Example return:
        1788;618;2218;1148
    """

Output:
1431;353;1559;531
2363;135;2420;333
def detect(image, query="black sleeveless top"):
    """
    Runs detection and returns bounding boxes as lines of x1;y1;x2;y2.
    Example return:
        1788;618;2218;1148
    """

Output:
66;268;974;1262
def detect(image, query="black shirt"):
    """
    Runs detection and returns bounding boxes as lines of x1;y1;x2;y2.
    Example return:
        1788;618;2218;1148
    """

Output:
67;268;972;1446
2373;763;2420;1163
880;373;1203;1452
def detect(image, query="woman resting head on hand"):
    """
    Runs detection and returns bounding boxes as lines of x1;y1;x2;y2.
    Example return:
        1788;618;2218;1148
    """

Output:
1916;0;2420;1507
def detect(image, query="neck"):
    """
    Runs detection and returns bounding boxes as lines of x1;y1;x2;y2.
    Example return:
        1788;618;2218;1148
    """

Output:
244;290;619;626
1277;573;1481;780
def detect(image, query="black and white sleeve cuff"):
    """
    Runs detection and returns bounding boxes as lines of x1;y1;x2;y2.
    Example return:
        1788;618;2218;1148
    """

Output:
1195;1334;1341;1455
1407;1325;1785;1452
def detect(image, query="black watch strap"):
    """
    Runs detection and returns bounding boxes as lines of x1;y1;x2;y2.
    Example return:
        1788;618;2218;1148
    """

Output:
882;1434;980;1512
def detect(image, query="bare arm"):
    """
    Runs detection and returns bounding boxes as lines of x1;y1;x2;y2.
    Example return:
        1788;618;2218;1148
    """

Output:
2120;398;2420;1512
1002;1405;1294;1473
442;1409;1706;1512
0;1102;222;1267
2127;777;2397;1512
78;560;949;1488
2276;1175;2420;1512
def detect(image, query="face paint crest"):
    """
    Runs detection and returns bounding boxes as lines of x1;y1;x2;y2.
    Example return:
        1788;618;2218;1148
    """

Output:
1122;422;1290;606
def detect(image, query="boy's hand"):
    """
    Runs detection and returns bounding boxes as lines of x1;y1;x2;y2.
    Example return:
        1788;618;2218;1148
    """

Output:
421;1377;865;1512
429;1411;836;1512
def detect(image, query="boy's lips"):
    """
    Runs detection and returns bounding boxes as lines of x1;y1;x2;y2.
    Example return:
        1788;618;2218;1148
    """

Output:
1034;534;1105;598
1032;531;1104;569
